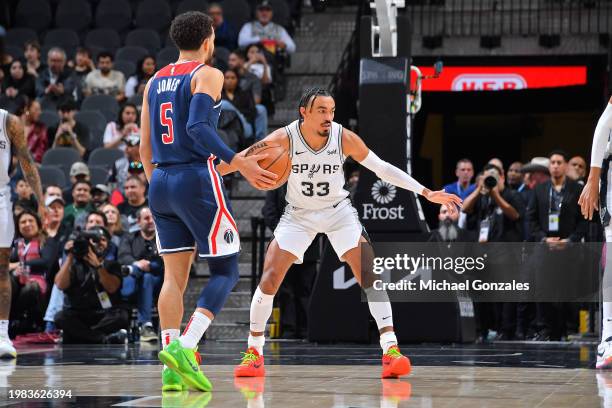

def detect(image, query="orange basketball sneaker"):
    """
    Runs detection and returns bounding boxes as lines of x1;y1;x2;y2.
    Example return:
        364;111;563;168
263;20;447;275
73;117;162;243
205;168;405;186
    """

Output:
381;346;411;378
234;347;265;377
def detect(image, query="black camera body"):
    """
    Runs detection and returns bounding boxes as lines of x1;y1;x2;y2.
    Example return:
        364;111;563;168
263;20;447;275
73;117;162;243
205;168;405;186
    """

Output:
484;175;498;189
70;227;107;260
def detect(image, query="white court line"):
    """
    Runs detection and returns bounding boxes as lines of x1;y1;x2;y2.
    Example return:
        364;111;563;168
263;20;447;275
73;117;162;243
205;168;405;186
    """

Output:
112;396;159;406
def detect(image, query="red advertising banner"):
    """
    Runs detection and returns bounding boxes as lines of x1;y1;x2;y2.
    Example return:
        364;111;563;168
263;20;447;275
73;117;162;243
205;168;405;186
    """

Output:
413;66;587;91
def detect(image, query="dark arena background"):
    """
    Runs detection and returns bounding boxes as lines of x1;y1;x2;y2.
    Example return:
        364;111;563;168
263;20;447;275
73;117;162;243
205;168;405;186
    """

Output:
1;0;612;406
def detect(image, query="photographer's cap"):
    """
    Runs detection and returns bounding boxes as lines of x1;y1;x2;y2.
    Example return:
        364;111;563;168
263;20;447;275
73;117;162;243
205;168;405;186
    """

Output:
45;196;65;207
92;184;111;195
521;157;550;175
70;162;90;177
257;0;273;10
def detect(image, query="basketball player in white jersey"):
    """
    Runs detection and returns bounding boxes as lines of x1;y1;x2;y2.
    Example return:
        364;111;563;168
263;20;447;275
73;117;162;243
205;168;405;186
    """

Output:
0;109;44;358
217;88;461;378
579;98;612;369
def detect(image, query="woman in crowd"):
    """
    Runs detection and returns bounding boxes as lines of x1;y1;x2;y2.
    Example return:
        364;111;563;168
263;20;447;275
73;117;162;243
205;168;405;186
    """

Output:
245;43;272;85
101;203;125;248
221;68;257;140
18;98;47;163
125;56;156;99
9;210;59;334
2;59;36;104
103;103;139;150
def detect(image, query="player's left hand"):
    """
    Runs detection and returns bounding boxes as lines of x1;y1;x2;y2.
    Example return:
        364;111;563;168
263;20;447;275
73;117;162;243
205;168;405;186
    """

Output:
423;189;462;216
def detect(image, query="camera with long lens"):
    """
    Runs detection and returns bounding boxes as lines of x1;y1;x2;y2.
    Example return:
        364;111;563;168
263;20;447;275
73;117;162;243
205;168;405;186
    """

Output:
484;174;498;189
69;227;106;260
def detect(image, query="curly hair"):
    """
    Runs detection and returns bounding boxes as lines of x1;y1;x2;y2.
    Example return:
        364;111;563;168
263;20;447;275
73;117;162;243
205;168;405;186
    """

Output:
170;11;214;51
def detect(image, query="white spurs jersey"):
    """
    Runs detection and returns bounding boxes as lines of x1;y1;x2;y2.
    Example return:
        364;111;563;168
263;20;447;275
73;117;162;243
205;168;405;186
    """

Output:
0;109;10;187
284;120;349;210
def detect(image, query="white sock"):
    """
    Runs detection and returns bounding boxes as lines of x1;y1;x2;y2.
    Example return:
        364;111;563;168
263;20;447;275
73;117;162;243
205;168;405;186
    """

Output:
249;286;274;333
0;320;8;339
161;329;180;348
365;287;394;330
380;331;398;354
179;312;211;349
248;334;265;355
604;302;612;341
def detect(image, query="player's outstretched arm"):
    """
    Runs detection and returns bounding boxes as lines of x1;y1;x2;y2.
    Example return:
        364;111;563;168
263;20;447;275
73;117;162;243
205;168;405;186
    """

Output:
216;128;290;176
8;114;43;218
190;67;277;189
579;99;612;220
342;128;462;214
140;79;154;182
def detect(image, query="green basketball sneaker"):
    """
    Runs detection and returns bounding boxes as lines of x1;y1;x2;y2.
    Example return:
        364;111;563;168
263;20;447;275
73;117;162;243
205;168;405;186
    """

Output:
162;367;187;392
158;339;212;392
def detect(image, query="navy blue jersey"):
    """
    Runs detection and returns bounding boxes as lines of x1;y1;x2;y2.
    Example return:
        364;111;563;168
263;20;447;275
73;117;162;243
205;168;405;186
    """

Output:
147;61;222;165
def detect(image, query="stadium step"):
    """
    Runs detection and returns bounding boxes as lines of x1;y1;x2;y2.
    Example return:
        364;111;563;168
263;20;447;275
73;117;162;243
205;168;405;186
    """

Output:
205;322;248;340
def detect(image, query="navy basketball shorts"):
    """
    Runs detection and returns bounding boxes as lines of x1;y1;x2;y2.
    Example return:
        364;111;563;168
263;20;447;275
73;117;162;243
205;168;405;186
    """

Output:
148;159;240;258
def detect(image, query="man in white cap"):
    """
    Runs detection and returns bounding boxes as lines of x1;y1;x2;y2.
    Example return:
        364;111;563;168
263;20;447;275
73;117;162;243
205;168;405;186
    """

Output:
63;162;91;205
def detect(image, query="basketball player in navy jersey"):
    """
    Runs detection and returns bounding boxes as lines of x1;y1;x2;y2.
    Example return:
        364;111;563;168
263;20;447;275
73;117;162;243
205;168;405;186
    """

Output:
139;12;276;392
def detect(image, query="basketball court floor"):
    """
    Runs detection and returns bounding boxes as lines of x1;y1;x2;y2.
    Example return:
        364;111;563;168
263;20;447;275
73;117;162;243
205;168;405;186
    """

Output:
0;341;608;407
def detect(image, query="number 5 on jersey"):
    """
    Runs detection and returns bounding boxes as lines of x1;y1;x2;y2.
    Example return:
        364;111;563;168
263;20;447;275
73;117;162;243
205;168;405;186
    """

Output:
160;102;174;144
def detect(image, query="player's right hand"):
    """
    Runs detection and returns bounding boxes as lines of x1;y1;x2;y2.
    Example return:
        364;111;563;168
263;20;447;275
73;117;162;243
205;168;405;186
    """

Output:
578;179;599;220
231;154;278;190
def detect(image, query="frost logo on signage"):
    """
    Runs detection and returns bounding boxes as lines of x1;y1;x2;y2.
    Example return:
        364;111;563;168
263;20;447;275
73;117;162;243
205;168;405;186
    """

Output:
371;180;396;204
452;74;527;91
362;180;405;220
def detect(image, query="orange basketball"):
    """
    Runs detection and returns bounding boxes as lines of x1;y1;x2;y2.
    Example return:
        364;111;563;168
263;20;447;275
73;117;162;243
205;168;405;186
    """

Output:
244;141;291;190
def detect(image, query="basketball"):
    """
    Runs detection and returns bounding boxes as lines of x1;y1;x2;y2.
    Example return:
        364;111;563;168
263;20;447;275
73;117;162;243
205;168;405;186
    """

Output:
244;141;291;190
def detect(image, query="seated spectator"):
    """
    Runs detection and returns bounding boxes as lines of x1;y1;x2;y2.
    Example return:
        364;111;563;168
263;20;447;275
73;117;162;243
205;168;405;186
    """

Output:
9;210;59;334
238;1;296;54
208;3;238;51
221;68;256;141
53;224;127;344
72;47;94;82
101;203;125;248
36;47;76;109
13;199;35;217
62;162;91;204
44;184;63;202
110;132;141;192
62;180;94;229
18;98;47;163
103;103;139;150
84;52;125;103
119;207;162;342
15;178;36;209
567;155;587;185
429;205;465;242
118;176;148;233
125;56;155;100
44;195;70;246
24;40;45;78
71;47;95;104
3;59;36;104
92;184;111;209
228;50;268;140
245;43;272;85
48;99;87;157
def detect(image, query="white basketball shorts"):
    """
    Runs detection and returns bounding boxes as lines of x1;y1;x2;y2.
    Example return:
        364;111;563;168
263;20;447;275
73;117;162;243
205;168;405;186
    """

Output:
274;198;363;263
0;186;14;248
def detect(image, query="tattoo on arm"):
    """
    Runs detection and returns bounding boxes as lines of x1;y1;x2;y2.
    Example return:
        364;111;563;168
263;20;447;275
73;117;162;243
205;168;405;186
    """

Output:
7;114;43;204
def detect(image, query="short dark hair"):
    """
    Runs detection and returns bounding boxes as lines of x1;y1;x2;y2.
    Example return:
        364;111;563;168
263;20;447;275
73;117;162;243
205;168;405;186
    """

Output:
170;11;214;51
72;180;91;191
136;206;151;220
87;210;108;227
44;184;62;193
58;98;77;112
298;88;332;121
230;49;246;60
97;51;113;62
483;163;502;175
549;149;569;162
126;175;146;187
24;40;40;52
456;158;473;168
76;47;91;57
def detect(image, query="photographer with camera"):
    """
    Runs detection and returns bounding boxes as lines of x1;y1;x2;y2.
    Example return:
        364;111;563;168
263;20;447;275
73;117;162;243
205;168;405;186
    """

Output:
462;163;525;342
118;207;162;342
53;215;127;344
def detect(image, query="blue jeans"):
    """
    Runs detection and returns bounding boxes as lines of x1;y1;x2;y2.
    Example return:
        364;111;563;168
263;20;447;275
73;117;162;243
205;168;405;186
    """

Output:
220;100;253;139
255;104;268;141
44;284;64;324
121;266;163;324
